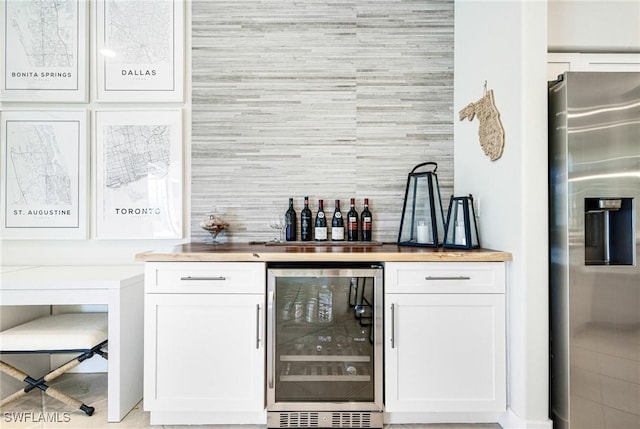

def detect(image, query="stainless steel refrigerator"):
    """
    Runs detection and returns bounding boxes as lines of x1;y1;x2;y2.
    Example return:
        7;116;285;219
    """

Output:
549;71;640;429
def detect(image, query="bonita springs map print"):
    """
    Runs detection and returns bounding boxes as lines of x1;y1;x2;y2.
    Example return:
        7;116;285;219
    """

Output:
2;0;87;101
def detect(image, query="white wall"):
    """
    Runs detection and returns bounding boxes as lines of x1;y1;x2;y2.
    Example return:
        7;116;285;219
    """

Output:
548;0;640;52
454;1;550;428
0;239;185;265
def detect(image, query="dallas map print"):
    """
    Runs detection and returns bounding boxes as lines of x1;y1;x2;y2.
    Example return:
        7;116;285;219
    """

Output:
1;111;87;239
95;110;182;239
2;0;87;101
97;0;184;101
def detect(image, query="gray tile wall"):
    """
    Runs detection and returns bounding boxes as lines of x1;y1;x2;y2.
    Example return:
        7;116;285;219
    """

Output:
192;0;453;243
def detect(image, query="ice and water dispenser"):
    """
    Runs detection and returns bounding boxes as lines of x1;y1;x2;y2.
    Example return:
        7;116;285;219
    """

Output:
584;197;634;265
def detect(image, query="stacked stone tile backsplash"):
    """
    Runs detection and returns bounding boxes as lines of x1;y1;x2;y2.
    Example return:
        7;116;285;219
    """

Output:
192;0;453;243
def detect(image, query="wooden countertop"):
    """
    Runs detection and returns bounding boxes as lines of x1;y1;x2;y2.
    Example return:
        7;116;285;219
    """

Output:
135;242;512;263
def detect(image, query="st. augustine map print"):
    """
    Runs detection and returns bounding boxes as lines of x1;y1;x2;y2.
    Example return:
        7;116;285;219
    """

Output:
7;124;72;205
3;118;81;230
4;0;80;91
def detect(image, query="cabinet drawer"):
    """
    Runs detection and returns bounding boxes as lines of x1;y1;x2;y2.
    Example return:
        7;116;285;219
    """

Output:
145;262;265;294
385;262;505;294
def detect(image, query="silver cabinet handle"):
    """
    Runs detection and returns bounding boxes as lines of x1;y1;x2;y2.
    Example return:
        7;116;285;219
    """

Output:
390;303;396;349
180;276;227;281
425;276;471;281
256;304;261;349
267;290;275;389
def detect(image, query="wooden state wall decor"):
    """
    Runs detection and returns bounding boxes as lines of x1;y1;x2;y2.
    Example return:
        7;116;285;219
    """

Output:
459;82;505;161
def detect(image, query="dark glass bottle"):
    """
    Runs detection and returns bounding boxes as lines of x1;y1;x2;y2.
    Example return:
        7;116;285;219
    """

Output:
331;199;344;241
285;198;297;241
347;198;359;241
300;196;312;241
314;199;327;241
361;198;372;241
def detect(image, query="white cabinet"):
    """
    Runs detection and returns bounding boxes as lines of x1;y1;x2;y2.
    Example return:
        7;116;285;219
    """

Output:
547;53;640;81
384;262;506;423
142;259;508;425
143;262;266;425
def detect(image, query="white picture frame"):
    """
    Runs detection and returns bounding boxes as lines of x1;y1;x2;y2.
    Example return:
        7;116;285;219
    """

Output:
1;110;88;239
96;0;184;102
94;109;183;239
1;0;88;102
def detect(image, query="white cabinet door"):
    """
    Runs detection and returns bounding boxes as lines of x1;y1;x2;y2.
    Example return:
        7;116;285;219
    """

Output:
385;293;505;413
144;293;264;412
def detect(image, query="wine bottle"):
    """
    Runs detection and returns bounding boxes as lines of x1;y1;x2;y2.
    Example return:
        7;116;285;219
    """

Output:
331;199;345;241
347;198;359;241
361;198;372;241
315;199;327;241
300;196;312;241
285;198;297;241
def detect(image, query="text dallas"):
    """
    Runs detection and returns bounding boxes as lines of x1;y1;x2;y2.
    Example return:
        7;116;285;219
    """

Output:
122;69;157;76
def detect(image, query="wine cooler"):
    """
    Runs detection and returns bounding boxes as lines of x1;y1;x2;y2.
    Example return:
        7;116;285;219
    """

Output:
267;263;383;429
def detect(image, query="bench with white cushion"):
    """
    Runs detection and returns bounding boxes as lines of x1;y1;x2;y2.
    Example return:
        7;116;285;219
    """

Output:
0;313;108;416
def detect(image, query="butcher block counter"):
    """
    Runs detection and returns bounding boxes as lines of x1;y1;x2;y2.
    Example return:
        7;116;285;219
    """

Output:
135;242;512;262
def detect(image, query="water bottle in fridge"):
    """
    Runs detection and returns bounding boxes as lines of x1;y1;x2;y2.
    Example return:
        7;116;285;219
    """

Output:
318;284;333;323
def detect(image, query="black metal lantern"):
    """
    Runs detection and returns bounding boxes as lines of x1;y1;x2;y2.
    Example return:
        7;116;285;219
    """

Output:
443;194;480;249
397;162;446;247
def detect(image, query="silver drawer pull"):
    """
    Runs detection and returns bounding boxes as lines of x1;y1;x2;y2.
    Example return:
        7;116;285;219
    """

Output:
425;276;471;281
256;304;261;349
390;303;396;349
180;276;227;281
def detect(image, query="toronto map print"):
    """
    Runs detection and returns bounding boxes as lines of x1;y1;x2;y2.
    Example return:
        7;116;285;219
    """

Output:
96;110;182;239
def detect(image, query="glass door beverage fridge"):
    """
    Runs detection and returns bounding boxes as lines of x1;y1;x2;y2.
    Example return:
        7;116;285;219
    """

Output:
267;263;383;429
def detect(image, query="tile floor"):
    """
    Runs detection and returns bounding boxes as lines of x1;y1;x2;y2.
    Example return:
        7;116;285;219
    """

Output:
0;373;501;429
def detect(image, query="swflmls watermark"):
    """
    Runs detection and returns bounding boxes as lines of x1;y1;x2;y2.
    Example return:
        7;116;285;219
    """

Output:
3;411;71;423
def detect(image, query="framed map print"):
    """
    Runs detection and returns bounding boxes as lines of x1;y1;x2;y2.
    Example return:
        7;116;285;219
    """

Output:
1;110;88;239
95;110;183;239
96;0;184;102
1;0;88;102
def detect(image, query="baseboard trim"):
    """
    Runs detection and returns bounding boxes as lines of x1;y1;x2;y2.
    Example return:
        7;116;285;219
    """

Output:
149;410;267;425
385;411;503;424
499;408;553;429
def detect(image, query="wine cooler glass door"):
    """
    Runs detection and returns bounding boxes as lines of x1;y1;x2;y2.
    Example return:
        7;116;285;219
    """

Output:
267;266;383;411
